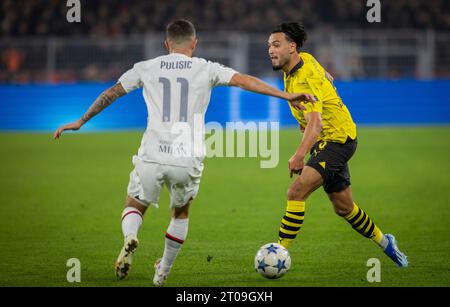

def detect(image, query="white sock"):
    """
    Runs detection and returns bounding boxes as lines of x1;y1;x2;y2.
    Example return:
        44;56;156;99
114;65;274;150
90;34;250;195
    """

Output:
121;207;143;239
160;218;189;274
379;234;389;250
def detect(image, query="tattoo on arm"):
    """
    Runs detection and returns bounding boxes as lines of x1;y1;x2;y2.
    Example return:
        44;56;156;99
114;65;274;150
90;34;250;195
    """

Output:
80;83;127;124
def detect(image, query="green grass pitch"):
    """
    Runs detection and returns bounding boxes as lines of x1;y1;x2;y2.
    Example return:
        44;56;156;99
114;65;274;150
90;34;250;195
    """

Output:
0;127;449;287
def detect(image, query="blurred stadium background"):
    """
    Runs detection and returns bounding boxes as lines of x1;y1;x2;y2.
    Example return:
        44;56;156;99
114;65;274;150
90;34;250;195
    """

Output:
1;0;450;130
1;0;450;287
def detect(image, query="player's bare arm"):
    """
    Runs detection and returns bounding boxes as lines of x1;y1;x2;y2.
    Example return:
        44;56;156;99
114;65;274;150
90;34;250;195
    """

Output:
288;111;322;177
229;73;315;109
53;83;127;139
81;83;127;123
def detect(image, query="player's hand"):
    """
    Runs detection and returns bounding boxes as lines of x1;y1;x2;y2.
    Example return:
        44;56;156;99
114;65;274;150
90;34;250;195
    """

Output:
288;153;305;178
53;119;84;139
287;93;316;111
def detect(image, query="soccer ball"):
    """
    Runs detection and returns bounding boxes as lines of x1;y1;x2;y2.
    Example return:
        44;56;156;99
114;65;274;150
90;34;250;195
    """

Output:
254;243;291;279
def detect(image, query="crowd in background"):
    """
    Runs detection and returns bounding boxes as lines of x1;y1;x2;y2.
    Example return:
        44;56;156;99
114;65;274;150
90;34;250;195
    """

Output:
1;0;450;83
2;0;450;37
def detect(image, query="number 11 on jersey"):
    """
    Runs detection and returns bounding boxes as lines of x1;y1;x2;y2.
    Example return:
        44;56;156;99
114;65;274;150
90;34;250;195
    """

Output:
159;77;189;122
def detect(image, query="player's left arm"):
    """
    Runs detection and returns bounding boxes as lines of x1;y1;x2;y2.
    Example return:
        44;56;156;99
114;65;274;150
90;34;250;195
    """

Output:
53;83;127;139
229;73;315;108
288;111;322;177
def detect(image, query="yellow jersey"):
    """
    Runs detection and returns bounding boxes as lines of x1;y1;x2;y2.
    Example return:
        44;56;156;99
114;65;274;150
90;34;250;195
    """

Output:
284;52;357;144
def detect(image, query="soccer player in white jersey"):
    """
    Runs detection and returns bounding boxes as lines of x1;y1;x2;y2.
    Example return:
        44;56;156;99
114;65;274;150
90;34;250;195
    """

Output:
54;19;315;286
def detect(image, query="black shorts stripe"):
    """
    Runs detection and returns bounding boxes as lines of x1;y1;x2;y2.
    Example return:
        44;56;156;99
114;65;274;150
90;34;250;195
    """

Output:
283;215;304;224
281;223;301;232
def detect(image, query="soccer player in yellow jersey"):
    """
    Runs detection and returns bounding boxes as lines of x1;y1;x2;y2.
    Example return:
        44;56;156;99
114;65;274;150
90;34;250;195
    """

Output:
268;22;408;267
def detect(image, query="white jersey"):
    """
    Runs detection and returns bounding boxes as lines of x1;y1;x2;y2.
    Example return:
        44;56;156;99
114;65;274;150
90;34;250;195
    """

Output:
118;53;237;168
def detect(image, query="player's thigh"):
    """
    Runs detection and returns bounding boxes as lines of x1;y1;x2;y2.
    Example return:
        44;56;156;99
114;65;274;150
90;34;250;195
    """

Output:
287;165;323;200
306;139;357;194
127;158;164;208
164;164;203;209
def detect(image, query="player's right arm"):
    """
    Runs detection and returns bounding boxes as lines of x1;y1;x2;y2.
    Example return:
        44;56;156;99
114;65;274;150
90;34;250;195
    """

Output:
53;83;127;139
288;111;322;177
54;63;142;139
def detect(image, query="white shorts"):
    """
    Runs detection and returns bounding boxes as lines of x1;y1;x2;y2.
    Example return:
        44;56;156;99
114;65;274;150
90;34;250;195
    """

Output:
127;156;203;208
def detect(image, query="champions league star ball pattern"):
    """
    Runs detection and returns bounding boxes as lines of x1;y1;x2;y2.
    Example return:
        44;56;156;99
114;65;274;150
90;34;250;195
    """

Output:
254;243;291;279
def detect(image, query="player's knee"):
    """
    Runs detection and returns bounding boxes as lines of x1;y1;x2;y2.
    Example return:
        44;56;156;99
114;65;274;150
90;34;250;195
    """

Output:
287;184;306;201
173;198;192;218
333;206;351;217
126;196;147;215
173;207;188;218
287;175;320;201
287;187;298;200
328;192;354;217
332;201;353;217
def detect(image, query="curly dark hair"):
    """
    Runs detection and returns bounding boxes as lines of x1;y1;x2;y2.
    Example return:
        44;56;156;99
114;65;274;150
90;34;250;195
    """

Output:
272;22;307;52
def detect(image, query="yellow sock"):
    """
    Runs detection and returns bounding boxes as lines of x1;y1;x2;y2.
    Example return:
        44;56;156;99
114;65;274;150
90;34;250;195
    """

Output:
278;200;305;249
344;202;384;245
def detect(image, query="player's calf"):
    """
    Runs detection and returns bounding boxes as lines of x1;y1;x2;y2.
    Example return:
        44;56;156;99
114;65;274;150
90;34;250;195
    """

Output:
278;200;305;249
336;198;408;267
342;202;387;246
286;167;322;201
153;216;189;286
278;167;322;249
115;198;145;279
121;205;144;241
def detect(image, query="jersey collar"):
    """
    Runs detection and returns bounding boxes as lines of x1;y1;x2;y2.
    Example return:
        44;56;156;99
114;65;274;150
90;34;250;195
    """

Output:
286;58;304;76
